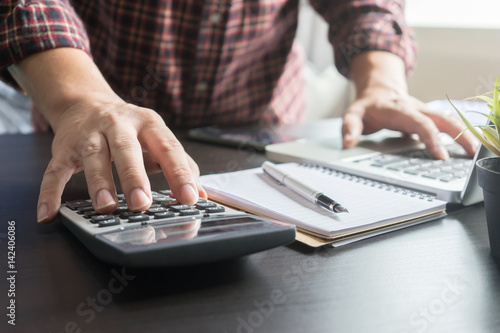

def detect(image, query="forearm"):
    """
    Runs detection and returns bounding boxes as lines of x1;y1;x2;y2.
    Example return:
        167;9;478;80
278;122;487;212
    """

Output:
350;51;408;97
8;48;120;131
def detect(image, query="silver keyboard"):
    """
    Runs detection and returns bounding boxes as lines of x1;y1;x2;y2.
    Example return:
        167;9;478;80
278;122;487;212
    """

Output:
352;146;472;183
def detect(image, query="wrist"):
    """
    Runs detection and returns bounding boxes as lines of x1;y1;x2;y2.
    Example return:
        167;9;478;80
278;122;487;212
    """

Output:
350;51;408;98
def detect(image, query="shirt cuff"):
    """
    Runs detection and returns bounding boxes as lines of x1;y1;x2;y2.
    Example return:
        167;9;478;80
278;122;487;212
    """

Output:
332;12;417;78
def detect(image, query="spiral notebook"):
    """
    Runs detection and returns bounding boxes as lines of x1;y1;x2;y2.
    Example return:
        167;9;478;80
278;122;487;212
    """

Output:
200;163;447;247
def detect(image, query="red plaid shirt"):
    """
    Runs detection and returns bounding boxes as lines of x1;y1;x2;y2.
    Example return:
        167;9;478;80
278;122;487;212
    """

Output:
0;0;416;128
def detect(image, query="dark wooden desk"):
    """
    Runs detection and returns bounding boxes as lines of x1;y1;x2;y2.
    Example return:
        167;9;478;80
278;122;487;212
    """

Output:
1;133;500;333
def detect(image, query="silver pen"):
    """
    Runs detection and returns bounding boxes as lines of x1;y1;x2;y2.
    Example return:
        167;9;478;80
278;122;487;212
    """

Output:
262;161;349;214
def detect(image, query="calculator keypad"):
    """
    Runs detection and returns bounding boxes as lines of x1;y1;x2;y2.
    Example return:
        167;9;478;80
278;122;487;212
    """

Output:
65;190;226;228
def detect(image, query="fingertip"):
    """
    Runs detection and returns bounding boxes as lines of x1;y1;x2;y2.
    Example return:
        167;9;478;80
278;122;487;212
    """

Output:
37;203;49;223
464;136;481;157
178;184;199;206
128;188;152;211
342;132;356;149
431;144;450;161
94;189;117;212
37;203;58;224
342;127;361;149
342;115;362;149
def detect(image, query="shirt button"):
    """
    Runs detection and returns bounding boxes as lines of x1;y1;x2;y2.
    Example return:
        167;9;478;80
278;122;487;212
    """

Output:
196;81;208;93
210;12;222;25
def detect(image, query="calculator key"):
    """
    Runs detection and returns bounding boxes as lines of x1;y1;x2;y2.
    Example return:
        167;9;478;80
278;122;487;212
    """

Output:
77;205;95;214
154;211;175;219
169;204;192;212
146;207;168;215
205;206;225;214
66;200;92;210
179;209;200;216
159;190;172;195
128;214;150;223
114;205;130;213
98;219;121;228
119;211;136;219
155;197;178;205
83;211;98;219
195;202;217;210
90;214;116;224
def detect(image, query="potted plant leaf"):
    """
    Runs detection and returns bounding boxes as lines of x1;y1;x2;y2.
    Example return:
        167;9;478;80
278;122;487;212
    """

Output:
449;76;500;257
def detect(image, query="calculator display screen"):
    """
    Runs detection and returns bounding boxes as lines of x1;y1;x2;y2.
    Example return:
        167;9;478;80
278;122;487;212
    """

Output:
98;217;268;247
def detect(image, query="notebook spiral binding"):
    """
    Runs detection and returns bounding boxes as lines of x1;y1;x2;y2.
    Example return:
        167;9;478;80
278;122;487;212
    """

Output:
301;164;436;202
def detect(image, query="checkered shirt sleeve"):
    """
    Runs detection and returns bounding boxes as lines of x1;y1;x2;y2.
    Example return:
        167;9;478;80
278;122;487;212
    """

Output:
0;0;91;84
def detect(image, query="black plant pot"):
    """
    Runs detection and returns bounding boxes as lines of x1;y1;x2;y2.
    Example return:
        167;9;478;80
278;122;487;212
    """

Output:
477;157;500;257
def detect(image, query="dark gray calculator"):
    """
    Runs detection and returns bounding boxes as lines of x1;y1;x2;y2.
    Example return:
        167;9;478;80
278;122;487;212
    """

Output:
59;190;295;267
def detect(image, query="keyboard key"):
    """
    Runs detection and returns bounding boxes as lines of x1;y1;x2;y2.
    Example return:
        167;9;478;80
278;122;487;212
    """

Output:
370;156;405;167
386;161;410;171
440;175;461;183
422;172;452;180
453;171;467;178
404;168;427;175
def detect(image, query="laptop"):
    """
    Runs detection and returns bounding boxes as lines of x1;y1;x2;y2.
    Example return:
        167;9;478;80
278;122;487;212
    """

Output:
265;100;492;206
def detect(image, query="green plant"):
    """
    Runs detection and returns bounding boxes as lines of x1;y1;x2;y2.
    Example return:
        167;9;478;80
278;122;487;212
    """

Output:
449;76;500;157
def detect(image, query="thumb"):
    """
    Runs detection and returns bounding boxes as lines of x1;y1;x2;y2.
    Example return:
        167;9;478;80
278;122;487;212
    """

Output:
342;110;364;149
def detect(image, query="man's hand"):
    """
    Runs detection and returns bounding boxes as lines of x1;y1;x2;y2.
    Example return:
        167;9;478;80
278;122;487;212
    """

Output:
38;100;205;223
9;48;206;223
342;51;479;159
